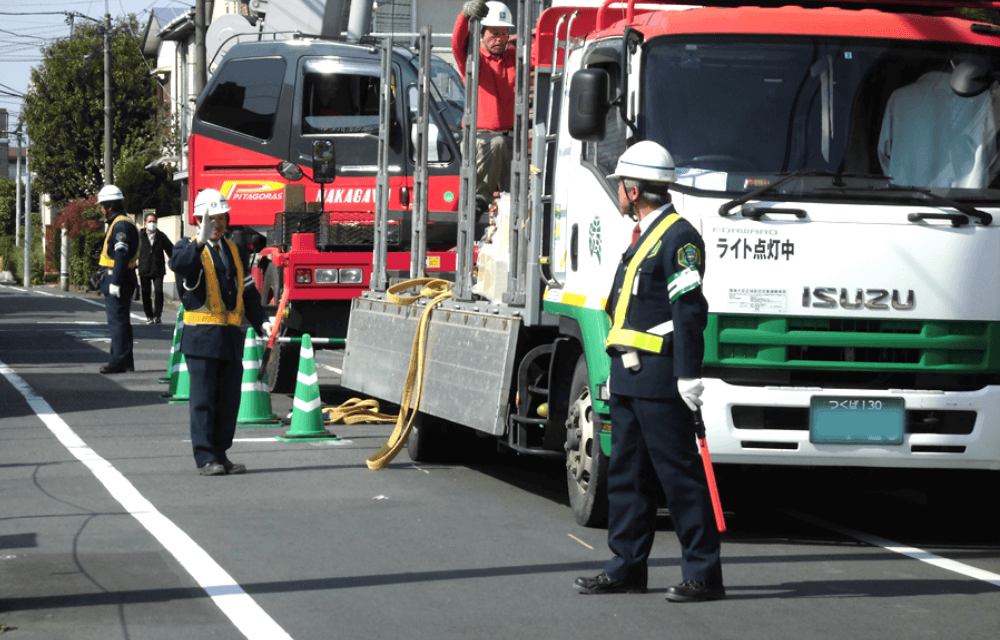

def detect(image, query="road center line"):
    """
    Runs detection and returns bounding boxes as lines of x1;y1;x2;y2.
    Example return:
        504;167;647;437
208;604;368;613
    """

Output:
0;359;294;640
783;509;1000;588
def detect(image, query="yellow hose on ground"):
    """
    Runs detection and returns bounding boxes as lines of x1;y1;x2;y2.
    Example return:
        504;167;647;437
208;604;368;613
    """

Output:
365;278;453;470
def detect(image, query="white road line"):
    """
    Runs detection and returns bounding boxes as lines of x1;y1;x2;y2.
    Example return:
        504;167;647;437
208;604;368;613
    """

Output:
318;364;342;375
0;359;294;640
784;510;1000;588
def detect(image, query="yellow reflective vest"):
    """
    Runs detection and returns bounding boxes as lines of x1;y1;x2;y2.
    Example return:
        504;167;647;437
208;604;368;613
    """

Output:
183;239;245;327
605;213;682;354
99;215;139;268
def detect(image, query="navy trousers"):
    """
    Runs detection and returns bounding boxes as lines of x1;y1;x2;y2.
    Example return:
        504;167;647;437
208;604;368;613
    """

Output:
186;355;242;467
604;394;723;587
104;292;134;369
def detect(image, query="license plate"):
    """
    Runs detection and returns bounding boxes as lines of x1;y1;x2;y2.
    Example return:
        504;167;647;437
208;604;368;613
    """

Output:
809;396;905;445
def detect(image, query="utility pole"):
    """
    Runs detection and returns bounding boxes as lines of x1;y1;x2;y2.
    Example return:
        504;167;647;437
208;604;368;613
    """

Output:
23;142;31;288
104;0;114;185
14;126;22;248
194;0;206;97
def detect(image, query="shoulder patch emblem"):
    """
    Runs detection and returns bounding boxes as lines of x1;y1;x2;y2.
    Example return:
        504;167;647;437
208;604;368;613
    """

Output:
116;232;127;242
678;243;701;269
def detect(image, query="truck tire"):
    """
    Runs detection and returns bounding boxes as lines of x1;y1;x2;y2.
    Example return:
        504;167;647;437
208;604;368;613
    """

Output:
565;355;609;528
407;412;445;463
260;264;299;393
266;324;300;394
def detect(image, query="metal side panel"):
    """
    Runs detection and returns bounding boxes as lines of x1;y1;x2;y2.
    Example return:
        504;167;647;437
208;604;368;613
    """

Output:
341;298;522;436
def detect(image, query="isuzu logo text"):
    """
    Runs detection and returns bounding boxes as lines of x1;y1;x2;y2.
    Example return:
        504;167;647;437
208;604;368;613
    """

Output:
802;287;915;310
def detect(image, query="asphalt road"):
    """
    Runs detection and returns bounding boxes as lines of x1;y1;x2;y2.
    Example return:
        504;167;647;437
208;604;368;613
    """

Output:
2;282;999;639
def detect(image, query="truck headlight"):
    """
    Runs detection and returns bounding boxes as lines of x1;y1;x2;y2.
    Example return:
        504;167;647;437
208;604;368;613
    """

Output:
339;268;363;284
314;269;339;284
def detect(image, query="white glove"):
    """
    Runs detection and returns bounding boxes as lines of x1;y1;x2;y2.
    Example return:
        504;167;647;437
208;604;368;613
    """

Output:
261;322;273;341
108;283;121;298
677;377;704;412
196;216;214;244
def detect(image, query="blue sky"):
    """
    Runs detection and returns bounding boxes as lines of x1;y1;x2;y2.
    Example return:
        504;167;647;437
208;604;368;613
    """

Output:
0;0;192;135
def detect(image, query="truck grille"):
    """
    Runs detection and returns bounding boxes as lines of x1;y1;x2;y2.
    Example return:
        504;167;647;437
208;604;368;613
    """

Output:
731;406;976;436
706;314;1000;374
267;211;400;248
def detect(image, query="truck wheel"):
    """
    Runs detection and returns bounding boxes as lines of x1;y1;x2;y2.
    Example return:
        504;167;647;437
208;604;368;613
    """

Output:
407;412;444;463
565;355;609;528
266;324;300;394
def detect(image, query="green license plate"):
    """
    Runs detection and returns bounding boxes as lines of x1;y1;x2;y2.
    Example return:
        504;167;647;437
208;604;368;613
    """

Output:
809;396;905;445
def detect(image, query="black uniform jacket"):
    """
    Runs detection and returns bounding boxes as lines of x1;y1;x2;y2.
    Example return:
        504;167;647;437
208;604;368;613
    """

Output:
605;206;708;399
169;237;267;361
138;229;174;278
100;216;139;295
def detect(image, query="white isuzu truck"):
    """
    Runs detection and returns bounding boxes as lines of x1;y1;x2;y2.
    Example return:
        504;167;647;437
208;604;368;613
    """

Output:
341;0;1000;526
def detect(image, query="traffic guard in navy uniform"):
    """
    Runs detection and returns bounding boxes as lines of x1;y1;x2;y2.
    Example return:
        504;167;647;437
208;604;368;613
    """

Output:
574;141;724;602
97;184;139;374
169;189;271;476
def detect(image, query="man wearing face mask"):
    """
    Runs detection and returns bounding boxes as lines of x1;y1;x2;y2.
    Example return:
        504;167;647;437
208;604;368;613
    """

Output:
137;213;174;324
169;189;271;476
452;0;516;204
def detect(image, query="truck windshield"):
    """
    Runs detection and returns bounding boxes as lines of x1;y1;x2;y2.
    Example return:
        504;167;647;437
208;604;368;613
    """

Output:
641;36;1000;202
415;54;466;131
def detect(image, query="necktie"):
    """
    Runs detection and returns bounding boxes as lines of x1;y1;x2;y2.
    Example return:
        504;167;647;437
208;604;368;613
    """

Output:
630;223;641;249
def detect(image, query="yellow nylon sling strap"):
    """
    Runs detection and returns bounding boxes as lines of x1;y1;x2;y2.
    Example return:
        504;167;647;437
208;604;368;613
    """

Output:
323;398;396;425
184;239;244;326
367;278;454;470
606;213;681;353
98;215;139;268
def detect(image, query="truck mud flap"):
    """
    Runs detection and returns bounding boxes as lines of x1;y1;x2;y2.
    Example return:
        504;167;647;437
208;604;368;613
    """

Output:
341;298;521;436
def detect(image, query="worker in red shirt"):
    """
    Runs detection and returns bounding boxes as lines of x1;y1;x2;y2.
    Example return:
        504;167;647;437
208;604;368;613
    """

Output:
453;1;516;205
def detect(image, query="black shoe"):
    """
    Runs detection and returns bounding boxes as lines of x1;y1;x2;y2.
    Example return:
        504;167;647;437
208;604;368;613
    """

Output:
99;363;127;374
664;580;726;603
222;460;246;475
154;317;162;324
574;572;647;595
198;461;226;476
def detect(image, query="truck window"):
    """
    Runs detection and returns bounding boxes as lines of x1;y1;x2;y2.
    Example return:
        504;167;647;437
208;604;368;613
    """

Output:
198;57;285;140
302;72;381;135
579;42;627;195
641;36;1000;199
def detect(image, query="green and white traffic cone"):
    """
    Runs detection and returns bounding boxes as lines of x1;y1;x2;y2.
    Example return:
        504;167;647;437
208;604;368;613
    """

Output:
237;327;279;426
167;353;191;404
160;304;184;384
276;334;337;441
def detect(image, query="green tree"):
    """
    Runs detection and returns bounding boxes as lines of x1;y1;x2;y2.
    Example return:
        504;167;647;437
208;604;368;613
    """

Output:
0;178;14;235
22;16;166;205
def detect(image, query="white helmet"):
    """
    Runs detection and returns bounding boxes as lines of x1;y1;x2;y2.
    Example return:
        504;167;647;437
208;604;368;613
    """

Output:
97;184;124;203
193;188;231;218
606;141;676;184
482;1;514;28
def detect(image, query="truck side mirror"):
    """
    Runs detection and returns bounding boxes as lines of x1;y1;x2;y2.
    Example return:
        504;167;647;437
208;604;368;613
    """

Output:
568;69;611;142
276;161;304;182
312;140;336;184
951;58;998;97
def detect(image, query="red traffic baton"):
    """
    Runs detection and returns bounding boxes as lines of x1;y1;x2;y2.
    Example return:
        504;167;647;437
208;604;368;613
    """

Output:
693;407;727;533
257;287;290;383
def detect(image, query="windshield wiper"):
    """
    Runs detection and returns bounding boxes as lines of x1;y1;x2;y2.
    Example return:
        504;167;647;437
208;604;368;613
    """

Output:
878;184;993;225
717;168;840;217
